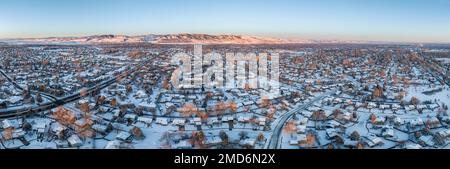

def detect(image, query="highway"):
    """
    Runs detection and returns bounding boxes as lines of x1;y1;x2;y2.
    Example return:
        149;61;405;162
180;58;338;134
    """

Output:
0;65;137;119
265;89;338;149
415;54;450;86
0;69;58;101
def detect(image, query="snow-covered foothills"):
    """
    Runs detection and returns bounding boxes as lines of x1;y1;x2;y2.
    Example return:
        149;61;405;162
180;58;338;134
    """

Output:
2;34;358;45
0;43;449;149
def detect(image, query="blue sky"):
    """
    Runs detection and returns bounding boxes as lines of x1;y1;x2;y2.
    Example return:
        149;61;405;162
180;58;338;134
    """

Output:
1;0;450;42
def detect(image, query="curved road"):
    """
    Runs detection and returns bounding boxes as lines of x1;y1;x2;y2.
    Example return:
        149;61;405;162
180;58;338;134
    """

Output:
0;69;58;101
0;65;138;118
265;89;338;149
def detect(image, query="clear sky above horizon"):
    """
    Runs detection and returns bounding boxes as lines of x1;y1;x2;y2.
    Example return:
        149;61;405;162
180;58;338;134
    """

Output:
1;0;450;42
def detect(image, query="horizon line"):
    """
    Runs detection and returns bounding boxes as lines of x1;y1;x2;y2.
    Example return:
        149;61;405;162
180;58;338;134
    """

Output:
1;33;450;45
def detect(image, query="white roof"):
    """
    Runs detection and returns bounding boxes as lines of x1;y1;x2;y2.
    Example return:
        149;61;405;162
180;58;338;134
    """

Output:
419;135;434;146
409;118;424;126
92;124;108;132
156;118;169;125
104;140;121;149
138;102;156;108
205;137;222;145
298;117;308;125
222;116;234;121
124;114;137;119
438;130;450;137
137;117;153;124
52;123;66;133
67;134;83;147
238;116;250;122
78;99;89;104
2;119;13;129
392;104;401;109
296;125;306;133
290;134;307;145
366;133;383;145
172;119;186;125
240;138;256;146
405;143;422;149
379;105;390;109
258;117;266;122
417;104;427;109
172;140;192;149
326;128;338;138
116;131;131;141
382;128;394;137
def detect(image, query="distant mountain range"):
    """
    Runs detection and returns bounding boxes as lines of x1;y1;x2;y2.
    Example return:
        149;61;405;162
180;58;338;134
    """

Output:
0;34;415;45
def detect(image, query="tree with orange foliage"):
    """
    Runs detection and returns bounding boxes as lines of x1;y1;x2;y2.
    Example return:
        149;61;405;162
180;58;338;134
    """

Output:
206;92;214;99
392;74;398;85
403;78;410;87
127;50;145;58
162;78;170;90
244;83;251;91
283;120;297;137
370;113;377;125
53;106;76;125
379;69;386;78
80;88;88;97
227;101;238;113
266;106;276;120
311;111;327;121
332;109;342;118
79;102;90;115
181;103;198;117
214;102;227;115
76;113;95;138
96;95;106;106
126;84;133;94
110;98;118;107
257;132;265;142
131;126;144;139
2;127;14;141
306;133;316;146
356;142;365;149
191;131;205;148
410;96;420;105
197;111;209;121
372;85;384;99
260;96;270;108
396;91;405;101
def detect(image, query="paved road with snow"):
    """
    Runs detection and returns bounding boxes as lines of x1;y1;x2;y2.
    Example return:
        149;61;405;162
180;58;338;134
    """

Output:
0;65;139;118
0;69;57;101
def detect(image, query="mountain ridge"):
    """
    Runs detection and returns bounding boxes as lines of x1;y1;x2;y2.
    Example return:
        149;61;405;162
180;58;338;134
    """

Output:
0;34;418;45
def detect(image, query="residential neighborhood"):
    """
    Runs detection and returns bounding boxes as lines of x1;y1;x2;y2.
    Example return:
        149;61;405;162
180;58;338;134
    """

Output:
1;43;449;149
